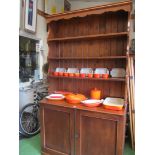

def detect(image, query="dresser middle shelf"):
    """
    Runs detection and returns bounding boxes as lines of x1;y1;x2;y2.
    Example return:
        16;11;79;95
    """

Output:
48;56;127;60
48;75;126;82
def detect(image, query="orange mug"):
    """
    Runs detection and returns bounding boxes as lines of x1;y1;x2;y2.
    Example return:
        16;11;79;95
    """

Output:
90;88;101;100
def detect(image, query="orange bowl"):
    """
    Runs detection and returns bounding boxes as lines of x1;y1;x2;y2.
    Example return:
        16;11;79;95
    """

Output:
94;74;100;78
80;73;86;78
63;72;69;77
103;105;123;111
69;73;74;77
102;74;109;79
66;93;86;104
75;73;80;77
66;98;81;104
53;72;59;76
58;72;64;76
88;73;93;78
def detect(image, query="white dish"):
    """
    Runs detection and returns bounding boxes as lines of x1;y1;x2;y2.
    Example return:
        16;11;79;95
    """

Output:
81;99;104;107
81;99;104;104
46;94;65;100
94;68;109;74
103;97;124;107
67;68;79;73
110;68;126;78
80;68;93;74
55;68;66;73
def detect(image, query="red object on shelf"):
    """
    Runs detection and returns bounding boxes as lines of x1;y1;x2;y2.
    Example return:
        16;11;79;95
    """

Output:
53;72;59;76
58;72;64;76
88;73;93;78
102;74;109;79
75;73;80;77
69;73;74;77
80;73;86;78
94;74;100;78
63;72;69;77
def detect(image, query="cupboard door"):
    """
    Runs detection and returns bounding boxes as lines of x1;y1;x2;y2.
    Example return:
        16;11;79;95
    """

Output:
76;110;125;155
40;104;75;155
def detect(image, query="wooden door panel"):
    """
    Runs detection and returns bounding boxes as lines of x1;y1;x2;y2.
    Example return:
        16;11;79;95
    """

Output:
41;106;74;155
78;111;118;155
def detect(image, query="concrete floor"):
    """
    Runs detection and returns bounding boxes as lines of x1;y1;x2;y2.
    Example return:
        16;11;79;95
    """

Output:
19;134;135;155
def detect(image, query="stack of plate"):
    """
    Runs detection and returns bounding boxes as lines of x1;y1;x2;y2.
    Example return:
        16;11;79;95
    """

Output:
55;68;66;73
80;68;93;74
67;68;79;73
110;68;126;78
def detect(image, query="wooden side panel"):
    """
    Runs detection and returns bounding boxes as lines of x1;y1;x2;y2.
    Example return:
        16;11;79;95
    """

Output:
40;105;75;155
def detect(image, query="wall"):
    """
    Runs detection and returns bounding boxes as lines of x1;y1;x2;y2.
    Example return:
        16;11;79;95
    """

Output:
70;0;126;11
19;0;48;64
70;1;107;10
45;0;64;14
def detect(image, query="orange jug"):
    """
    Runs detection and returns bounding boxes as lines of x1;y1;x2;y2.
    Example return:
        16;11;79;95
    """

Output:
90;88;101;100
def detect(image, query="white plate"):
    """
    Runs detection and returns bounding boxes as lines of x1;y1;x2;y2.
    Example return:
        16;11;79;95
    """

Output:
110;68;126;78
67;68;79;73
55;68;66;73
81;99;104;107
94;68;109;74
46;94;65;100
80;68;93;74
103;97;124;106
81;99;104;104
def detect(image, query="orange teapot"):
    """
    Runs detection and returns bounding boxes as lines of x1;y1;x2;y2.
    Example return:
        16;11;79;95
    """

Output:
90;88;101;100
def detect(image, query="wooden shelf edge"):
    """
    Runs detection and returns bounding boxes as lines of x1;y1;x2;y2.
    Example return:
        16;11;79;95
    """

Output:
40;98;126;116
48;75;125;82
48;56;127;60
48;32;128;42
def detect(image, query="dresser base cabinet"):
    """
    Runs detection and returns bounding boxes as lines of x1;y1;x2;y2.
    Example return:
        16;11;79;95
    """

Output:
40;101;126;155
39;1;131;154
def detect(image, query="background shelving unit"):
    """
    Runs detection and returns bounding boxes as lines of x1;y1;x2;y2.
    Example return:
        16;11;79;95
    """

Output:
46;8;130;99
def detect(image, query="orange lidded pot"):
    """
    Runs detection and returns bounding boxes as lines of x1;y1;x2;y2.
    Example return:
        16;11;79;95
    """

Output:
90;88;101;100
